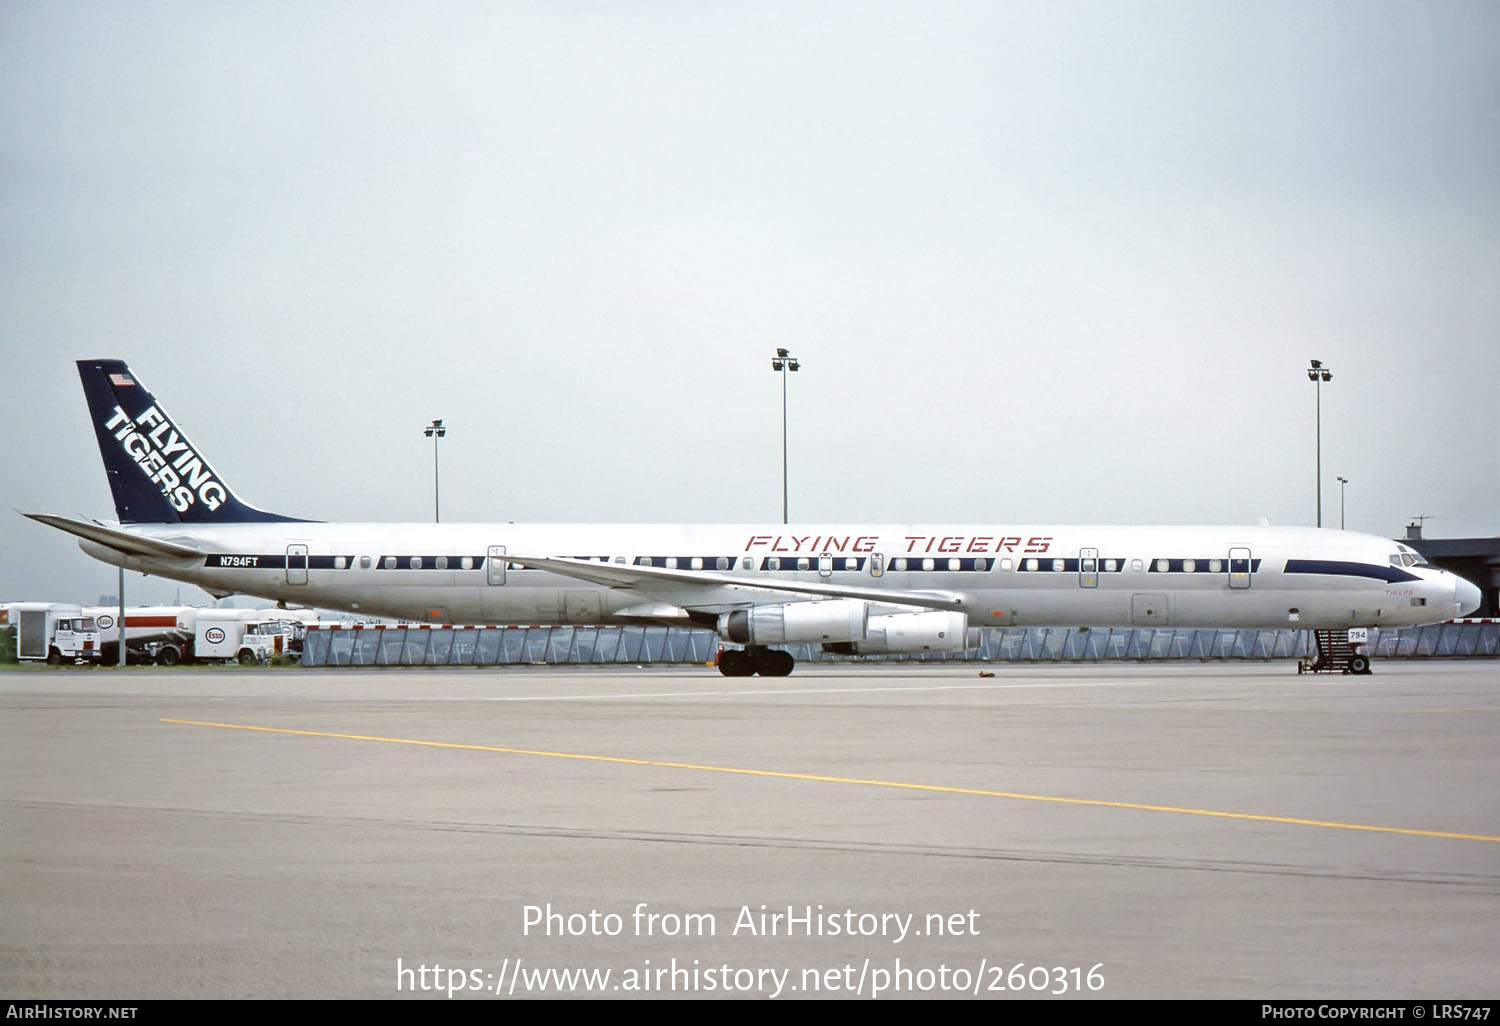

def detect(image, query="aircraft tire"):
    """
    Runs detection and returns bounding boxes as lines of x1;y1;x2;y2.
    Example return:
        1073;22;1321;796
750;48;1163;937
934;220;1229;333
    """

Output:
754;649;795;677
718;650;755;677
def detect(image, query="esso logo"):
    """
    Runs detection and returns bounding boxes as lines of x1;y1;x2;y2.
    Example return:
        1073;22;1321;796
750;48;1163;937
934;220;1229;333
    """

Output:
204;628;226;644
97;615;114;630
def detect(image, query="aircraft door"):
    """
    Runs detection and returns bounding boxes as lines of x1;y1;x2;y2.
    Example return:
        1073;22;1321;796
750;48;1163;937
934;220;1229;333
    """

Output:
1079;547;1099;588
487;546;507;586
1228;547;1252;590
286;545;308;585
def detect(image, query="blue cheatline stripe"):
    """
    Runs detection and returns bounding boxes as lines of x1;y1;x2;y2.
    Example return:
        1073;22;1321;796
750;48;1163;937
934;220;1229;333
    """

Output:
203;554;483;570
1146;558;1263;573
1283;560;1421;584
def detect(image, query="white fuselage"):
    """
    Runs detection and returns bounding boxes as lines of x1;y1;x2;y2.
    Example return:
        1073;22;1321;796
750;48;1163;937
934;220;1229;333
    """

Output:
79;522;1471;630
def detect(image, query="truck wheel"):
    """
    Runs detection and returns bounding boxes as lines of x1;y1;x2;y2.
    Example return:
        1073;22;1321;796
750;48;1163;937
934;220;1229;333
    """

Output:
238;650;255;666
157;645;181;667
1349;654;1371;675
47;648;62;666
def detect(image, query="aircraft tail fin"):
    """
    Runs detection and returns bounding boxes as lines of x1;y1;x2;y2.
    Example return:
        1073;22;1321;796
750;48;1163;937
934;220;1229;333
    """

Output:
76;359;306;524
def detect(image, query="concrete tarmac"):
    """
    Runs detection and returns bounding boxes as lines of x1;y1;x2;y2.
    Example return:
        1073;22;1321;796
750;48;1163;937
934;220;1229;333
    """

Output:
2;661;1496;1000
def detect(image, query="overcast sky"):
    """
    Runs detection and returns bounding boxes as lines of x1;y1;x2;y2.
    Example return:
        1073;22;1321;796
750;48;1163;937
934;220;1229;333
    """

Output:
3;1;1497;606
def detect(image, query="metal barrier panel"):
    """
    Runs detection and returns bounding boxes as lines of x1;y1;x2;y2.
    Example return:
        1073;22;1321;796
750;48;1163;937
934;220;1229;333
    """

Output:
300;623;1500;666
427;629;453;665
476;629;504;664
592;627;620;663
546;627;574;664
302;628;331;666
400;630;429;665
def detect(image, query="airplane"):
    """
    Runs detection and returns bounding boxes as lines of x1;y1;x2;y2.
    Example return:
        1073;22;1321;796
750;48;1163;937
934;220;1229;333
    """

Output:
22;359;1482;677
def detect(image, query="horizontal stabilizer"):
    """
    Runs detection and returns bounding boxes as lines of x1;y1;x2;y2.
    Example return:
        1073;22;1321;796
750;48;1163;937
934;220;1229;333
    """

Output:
22;513;204;561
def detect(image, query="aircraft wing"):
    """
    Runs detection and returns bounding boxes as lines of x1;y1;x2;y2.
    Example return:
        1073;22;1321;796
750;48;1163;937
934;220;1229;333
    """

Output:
505;554;966;613
22;513;205;561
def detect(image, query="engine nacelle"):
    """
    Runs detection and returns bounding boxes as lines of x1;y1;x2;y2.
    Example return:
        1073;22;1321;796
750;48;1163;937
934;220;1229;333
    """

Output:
718;599;869;646
821;611;975;655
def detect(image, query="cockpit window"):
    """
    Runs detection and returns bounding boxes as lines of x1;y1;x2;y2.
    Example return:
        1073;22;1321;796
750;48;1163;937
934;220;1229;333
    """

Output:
1390;551;1424;568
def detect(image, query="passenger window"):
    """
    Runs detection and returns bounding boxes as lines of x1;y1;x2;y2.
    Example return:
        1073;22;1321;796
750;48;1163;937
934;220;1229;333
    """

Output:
1104;559;1116;572
334;556;347;570
461;556;473;570
361;556;372;569
715;556;729;571
436;556;448;570
893;558;908;572
409;556;421;570
844;557;858;571
1052;558;1064;572
767;557;781;571
1156;559;1169;572
1209;559;1221;573
383;556;396;570
690;557;703;570
797;557;810;571
999;558;1013;571
1183;559;1196;573
1026;558;1038;571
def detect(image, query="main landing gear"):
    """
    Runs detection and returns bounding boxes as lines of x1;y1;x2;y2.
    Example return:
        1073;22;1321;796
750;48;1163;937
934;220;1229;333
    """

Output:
717;646;795;677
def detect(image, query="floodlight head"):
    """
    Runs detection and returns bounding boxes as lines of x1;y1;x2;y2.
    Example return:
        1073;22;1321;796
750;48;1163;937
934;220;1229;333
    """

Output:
788;359;800;372
776;348;789;357
771;358;783;371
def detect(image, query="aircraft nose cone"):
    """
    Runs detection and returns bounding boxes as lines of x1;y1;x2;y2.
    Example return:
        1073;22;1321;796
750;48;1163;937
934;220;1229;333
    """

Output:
1454;576;1482;618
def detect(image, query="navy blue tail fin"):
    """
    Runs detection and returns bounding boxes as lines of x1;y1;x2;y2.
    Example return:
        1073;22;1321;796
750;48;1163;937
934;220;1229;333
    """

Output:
77;359;306;524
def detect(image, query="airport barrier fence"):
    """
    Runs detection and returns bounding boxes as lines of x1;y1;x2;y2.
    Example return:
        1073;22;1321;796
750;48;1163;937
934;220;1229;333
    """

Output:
300;621;1500;667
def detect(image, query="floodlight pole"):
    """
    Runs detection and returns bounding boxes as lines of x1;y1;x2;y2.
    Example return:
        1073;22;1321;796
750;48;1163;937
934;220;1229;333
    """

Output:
424;419;446;523
770;349;800;524
1307;360;1333;527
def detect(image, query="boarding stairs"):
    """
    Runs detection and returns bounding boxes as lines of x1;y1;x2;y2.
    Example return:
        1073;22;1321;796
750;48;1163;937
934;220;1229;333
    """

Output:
1298;629;1371;675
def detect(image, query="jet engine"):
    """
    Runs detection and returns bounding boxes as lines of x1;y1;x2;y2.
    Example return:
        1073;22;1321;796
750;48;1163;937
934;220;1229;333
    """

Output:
821;611;976;655
717;599;869;646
